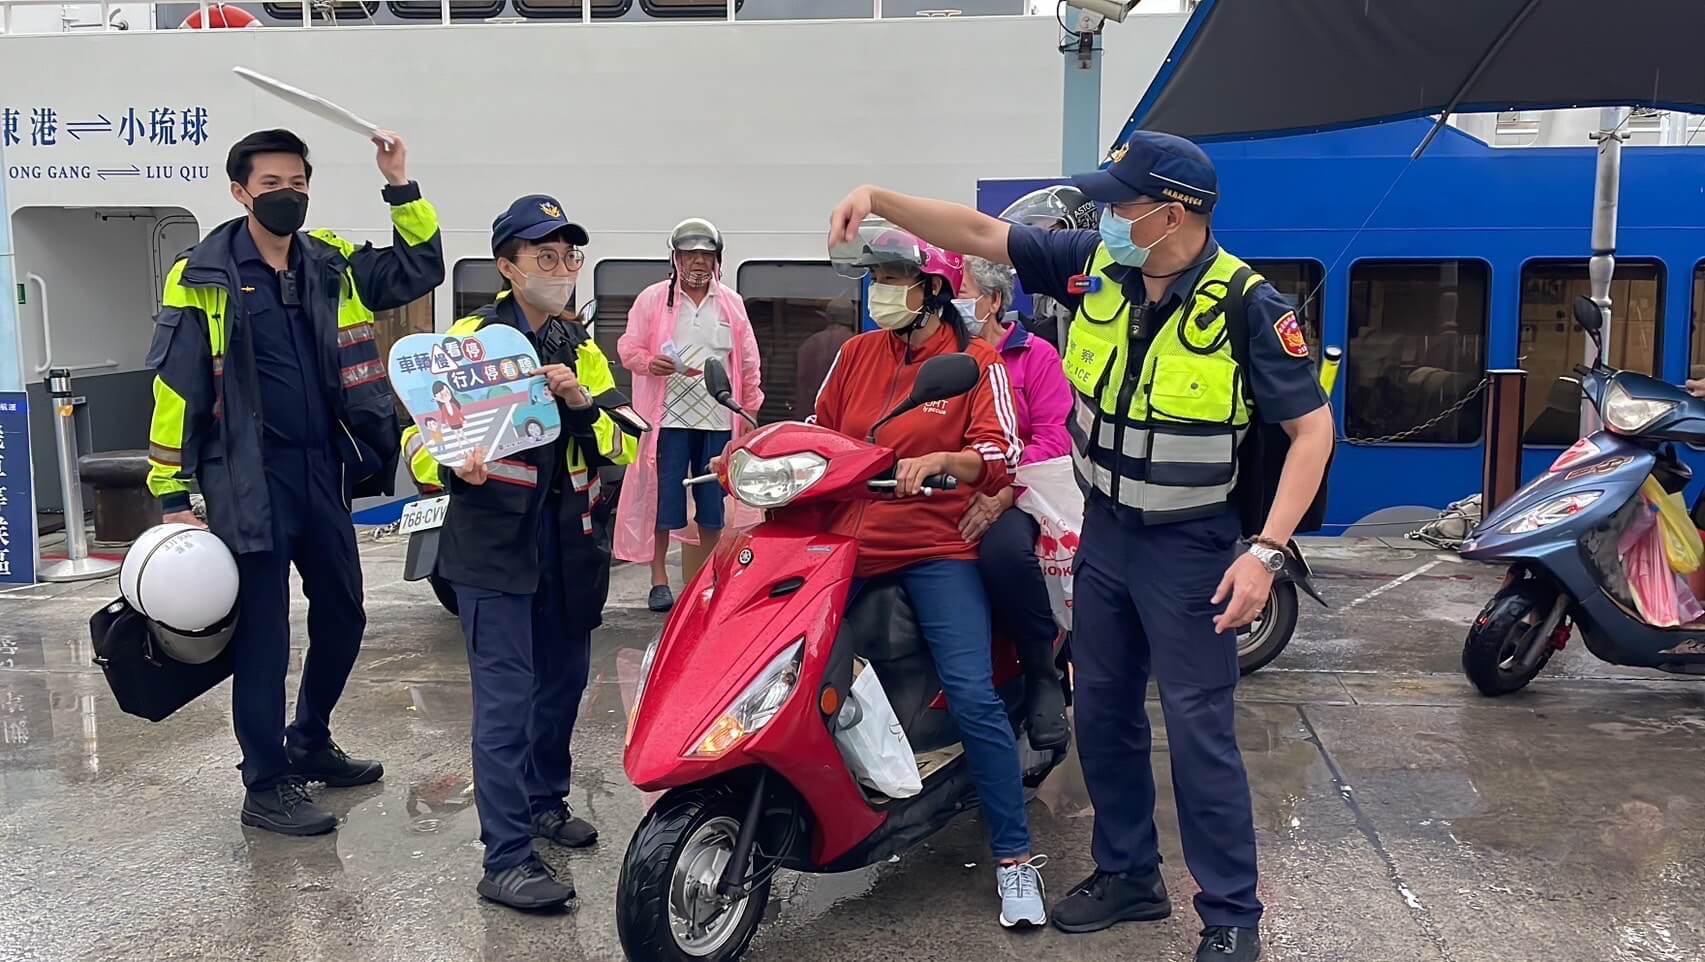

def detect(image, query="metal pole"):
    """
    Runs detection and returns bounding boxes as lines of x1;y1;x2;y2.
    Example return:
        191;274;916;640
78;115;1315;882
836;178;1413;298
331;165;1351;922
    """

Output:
1060;7;1102;176
38;368;119;582
1580;105;1627;438
440;0;449;25
1482;369;1527;517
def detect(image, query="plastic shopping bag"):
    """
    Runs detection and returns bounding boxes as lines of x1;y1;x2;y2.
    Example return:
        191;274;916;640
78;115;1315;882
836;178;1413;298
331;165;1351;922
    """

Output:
1619;504;1682;626
1014;457;1083;632
1639;475;1703;575
832;659;922;799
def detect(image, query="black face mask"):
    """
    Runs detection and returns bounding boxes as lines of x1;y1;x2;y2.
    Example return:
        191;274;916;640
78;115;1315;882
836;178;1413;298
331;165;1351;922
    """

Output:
246;187;309;237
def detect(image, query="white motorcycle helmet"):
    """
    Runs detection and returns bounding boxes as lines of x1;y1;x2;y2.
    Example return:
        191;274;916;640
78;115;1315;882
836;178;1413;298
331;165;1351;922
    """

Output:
119;523;240;664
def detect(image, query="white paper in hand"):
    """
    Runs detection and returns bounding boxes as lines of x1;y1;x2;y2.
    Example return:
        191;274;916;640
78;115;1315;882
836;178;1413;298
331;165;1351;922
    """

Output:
232;67;394;146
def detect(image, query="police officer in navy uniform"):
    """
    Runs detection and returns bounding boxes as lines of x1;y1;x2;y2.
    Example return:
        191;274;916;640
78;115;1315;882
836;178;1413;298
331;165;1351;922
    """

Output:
417;195;639;910
147;129;444;836
829;131;1333;961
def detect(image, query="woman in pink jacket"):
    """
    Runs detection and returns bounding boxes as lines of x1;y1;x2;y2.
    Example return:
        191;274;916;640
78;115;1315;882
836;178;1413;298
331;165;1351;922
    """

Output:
614;219;764;610
955;255;1073;751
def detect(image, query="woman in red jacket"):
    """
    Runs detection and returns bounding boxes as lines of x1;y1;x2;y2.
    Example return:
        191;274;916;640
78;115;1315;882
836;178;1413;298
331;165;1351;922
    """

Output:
815;228;1048;930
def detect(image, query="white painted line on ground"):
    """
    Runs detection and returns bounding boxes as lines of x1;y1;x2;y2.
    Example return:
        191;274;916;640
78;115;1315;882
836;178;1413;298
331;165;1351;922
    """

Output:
1343;559;1444;610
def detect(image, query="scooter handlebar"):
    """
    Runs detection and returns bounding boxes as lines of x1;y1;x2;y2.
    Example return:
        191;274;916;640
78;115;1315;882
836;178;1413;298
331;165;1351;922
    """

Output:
866;474;958;497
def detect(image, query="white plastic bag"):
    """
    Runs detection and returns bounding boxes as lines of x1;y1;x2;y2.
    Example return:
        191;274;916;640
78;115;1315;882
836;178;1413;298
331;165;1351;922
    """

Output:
833;659;922;799
1014;456;1083;631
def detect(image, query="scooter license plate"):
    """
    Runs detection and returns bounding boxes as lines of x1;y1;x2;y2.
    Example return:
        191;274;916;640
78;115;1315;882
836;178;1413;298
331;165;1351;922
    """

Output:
397;496;448;535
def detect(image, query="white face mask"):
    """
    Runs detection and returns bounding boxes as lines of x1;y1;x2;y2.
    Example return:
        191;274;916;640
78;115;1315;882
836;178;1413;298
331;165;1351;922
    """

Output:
514;272;576;315
869;282;921;331
952;297;986;335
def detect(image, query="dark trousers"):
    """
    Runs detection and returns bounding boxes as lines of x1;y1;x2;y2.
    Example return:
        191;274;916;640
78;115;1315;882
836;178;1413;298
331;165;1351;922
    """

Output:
232;448;365;792
452;519;593;873
1072;503;1262;928
975;505;1060;673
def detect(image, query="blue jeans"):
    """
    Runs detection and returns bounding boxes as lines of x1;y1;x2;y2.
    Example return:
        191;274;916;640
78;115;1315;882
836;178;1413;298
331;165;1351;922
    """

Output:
656;427;732;530
858;559;1031;859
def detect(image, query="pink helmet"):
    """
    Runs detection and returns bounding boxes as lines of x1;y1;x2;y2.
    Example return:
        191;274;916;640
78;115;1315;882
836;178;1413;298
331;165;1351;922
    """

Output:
832;225;965;295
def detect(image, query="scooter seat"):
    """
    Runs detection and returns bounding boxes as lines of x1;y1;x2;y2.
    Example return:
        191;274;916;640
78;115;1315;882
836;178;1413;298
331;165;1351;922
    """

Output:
844;578;926;664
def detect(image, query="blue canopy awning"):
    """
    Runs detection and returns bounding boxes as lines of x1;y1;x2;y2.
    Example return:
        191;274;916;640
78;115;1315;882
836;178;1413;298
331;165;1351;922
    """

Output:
1115;0;1705;149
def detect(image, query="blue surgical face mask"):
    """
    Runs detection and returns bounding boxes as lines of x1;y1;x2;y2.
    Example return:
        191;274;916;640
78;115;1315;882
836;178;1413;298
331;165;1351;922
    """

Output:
1099;203;1172;268
951;297;985;335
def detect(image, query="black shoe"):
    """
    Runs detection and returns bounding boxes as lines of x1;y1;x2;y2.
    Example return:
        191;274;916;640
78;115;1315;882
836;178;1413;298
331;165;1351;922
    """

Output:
240;779;338;836
648;585;675;612
1025;669;1070;751
531;804;598;848
1051;868;1171;933
1197;926;1261;961
477;857;575;910
287;739;384;788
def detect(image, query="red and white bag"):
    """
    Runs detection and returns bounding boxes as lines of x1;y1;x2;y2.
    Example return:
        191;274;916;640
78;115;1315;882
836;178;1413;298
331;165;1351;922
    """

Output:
1014;457;1083;632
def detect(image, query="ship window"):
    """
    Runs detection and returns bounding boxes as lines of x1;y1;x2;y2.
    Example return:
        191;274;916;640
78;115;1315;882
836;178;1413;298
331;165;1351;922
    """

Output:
513;0;631;18
452;259;503;320
1520;260;1664;445
1689;261;1705;384
1244;259;1324;364
736;261;861;424
372;293;436;406
640;0;744;16
262;0;381;22
1345;259;1490;444
592;260;671;397
387;0;504;18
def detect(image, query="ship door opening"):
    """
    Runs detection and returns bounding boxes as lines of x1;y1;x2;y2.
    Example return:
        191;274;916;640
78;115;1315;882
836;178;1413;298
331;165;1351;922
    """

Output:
11;205;200;515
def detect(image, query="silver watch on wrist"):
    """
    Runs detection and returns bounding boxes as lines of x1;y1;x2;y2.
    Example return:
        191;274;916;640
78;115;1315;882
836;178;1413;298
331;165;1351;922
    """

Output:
1247;543;1285;572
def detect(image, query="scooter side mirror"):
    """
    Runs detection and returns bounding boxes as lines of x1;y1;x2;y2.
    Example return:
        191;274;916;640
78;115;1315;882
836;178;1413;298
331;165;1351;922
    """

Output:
867;352;982;441
702;357;735;408
1571;294;1602;334
576;298;597;326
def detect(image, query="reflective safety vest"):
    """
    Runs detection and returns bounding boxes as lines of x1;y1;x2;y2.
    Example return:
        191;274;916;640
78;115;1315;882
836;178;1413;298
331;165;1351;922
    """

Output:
1062;244;1262;524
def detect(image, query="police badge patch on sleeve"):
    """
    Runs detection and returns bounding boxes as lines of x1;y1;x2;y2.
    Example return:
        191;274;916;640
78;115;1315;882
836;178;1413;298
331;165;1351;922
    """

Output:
1273;311;1309;358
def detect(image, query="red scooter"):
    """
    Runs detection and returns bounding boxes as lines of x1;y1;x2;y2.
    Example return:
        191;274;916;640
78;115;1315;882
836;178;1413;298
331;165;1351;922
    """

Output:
616;354;1070;962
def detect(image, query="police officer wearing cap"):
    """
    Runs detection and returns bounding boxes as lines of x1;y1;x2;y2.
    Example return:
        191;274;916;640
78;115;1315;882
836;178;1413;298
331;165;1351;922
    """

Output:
829;131;1333;961
413;194;638;910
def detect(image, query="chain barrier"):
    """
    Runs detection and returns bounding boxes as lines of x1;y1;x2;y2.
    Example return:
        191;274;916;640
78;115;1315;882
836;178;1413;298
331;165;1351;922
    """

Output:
1337;375;1491;446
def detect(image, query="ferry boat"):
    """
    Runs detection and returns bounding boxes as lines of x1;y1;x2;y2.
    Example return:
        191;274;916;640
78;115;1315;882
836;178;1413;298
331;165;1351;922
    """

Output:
3;0;1703;536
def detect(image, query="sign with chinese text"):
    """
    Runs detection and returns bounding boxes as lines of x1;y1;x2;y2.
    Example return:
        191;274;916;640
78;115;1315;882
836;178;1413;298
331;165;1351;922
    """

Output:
387;327;560;466
0;392;36;585
1;104;214;184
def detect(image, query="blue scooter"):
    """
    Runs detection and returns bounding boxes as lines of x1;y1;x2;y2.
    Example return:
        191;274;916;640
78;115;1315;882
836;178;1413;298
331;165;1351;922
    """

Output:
1459;295;1705;695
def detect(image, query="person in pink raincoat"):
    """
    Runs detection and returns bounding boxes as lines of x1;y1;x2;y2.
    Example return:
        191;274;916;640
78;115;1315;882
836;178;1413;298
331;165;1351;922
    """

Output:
615;217;764;611
953;255;1075;752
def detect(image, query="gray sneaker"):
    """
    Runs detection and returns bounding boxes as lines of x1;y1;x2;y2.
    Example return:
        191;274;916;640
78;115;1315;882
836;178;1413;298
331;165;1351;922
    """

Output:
997;855;1049;929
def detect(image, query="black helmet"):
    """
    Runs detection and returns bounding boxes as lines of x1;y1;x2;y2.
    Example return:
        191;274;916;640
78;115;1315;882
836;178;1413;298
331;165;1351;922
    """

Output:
999;185;1097;231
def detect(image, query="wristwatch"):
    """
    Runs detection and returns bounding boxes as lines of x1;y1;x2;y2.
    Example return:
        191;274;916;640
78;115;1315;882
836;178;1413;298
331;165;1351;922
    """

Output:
1247;542;1286;573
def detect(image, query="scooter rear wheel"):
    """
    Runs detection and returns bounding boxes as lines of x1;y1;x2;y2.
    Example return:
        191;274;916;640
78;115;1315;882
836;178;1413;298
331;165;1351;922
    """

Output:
617;783;771;962
1237;581;1299;676
429;573;459;616
1462;581;1557;696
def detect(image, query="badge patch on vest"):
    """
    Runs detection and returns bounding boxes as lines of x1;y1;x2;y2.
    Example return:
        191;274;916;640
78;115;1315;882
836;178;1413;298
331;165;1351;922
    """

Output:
1273;311;1308;358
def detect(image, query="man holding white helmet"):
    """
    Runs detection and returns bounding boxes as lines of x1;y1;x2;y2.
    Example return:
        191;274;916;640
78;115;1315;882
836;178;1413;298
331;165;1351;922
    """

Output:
144;128;444;836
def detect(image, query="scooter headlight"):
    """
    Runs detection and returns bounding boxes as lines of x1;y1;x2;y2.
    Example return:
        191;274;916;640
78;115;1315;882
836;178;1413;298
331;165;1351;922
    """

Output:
727;450;827;508
1602;381;1677;434
690;639;804;758
1503;491;1602;534
625;634;662;747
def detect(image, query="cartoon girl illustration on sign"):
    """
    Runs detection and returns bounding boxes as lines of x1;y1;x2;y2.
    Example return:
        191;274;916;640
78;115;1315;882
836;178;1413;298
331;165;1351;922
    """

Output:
431;380;466;430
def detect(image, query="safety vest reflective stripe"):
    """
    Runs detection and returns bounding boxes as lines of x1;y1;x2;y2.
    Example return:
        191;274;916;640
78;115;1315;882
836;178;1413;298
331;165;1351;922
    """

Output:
211;355;224;377
149;442;182;467
340;358;386;389
336;323;375;349
487;458;538;488
569;465;590;493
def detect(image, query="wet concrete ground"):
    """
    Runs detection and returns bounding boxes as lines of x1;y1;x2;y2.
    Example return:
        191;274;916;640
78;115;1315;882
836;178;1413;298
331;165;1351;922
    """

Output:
3;532;1705;962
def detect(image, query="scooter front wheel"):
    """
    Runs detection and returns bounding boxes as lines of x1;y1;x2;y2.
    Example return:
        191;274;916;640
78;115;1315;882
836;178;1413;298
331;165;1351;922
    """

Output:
1237;581;1299;676
617;783;771;962
1462;581;1559;697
